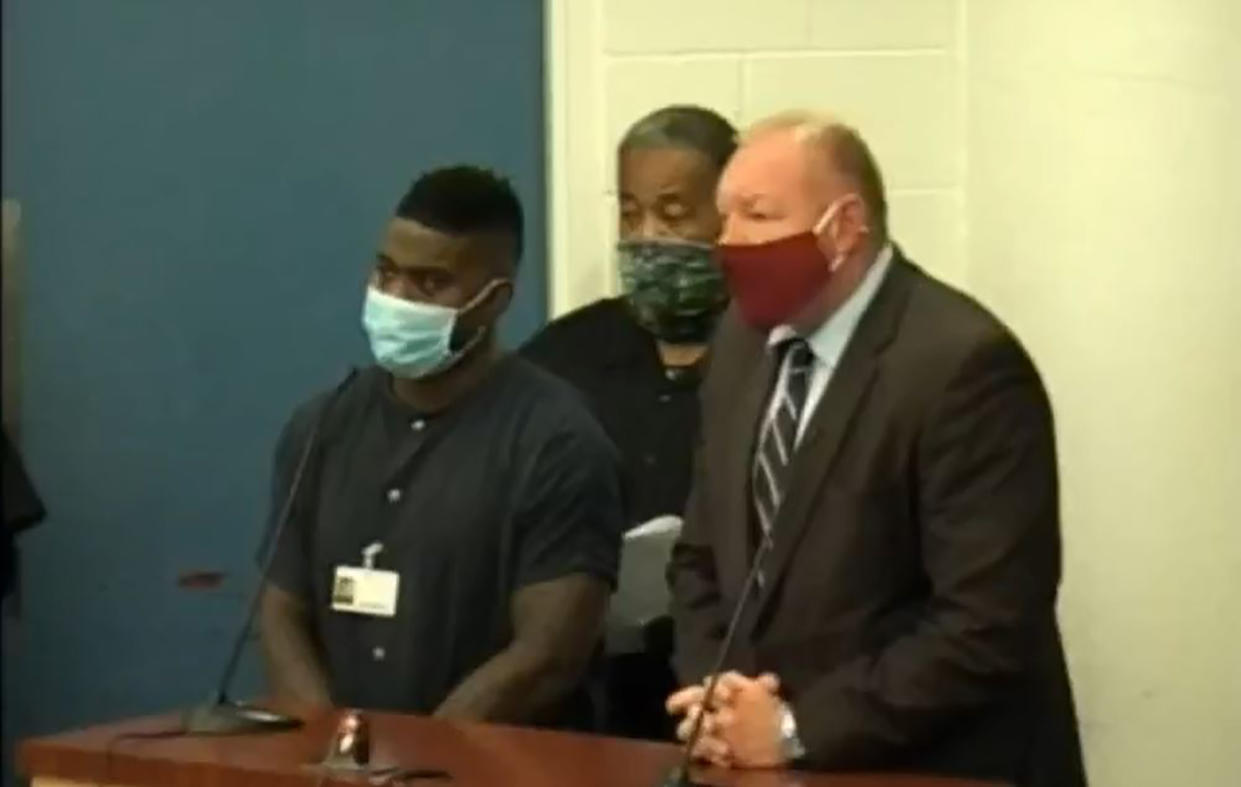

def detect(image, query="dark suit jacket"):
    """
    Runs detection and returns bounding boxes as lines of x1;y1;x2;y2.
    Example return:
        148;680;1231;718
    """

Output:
670;252;1086;786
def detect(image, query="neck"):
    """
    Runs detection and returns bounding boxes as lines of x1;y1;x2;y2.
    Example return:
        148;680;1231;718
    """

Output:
390;338;500;413
656;340;708;369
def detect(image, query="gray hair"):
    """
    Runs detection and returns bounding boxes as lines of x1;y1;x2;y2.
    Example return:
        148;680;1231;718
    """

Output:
618;105;738;172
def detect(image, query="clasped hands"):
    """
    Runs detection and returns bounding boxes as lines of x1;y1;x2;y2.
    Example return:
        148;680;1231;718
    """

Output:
665;671;788;769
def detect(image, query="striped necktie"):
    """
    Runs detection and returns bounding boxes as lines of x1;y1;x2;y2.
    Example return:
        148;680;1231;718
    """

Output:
752;338;814;546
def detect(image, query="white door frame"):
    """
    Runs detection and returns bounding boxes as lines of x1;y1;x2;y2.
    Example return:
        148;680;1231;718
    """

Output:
544;0;612;317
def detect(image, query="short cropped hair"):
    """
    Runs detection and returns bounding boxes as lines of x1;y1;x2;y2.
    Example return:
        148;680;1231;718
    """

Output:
619;105;738;172
395;166;524;263
745;111;888;237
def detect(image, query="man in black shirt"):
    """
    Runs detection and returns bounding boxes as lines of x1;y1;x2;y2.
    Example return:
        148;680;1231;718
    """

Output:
521;106;737;739
259;167;625;725
522;106;736;524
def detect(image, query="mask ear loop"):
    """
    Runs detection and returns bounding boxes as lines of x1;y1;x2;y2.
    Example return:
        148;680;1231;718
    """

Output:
813;194;870;274
459;277;508;315
812;200;843;236
420;309;492;380
448;276;511;356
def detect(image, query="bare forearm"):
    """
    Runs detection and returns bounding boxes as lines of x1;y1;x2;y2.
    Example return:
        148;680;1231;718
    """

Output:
258;585;332;707
434;641;579;723
437;574;609;723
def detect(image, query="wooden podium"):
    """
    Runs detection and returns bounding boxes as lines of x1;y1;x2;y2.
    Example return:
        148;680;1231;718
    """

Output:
19;709;1005;787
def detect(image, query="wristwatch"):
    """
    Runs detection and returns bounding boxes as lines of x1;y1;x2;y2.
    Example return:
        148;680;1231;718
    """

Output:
778;701;807;761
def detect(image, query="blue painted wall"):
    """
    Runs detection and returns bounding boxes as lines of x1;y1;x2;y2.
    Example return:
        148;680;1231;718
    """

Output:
1;0;545;776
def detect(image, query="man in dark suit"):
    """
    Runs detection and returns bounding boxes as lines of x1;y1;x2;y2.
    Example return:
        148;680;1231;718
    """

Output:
666;111;1086;786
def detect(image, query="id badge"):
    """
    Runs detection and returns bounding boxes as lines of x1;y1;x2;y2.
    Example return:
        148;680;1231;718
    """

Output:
331;565;400;617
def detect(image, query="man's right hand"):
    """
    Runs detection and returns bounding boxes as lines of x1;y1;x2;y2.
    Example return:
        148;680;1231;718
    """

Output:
666;672;780;768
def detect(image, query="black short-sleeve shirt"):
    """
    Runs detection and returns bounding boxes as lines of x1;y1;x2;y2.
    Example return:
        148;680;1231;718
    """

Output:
521;298;703;525
266;358;625;713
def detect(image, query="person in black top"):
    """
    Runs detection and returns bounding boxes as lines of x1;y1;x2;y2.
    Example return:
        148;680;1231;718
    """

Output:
521;106;737;739
523;105;736;523
258;167;625;726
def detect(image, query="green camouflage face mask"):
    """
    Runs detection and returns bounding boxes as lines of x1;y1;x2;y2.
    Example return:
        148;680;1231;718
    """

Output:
617;239;729;344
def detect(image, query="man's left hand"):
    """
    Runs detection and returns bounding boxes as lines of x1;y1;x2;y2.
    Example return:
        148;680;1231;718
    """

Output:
712;672;788;769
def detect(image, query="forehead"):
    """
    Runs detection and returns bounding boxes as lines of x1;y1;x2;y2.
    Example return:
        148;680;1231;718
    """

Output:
717;129;820;204
619;147;718;195
381;217;475;268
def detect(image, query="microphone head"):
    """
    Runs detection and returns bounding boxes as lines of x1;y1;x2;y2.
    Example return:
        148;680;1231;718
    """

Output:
328;709;371;767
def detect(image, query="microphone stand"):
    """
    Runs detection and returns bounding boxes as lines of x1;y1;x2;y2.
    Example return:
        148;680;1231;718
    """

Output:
182;370;354;735
663;537;772;786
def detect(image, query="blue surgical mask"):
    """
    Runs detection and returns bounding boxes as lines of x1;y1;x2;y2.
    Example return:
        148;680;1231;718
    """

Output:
361;282;500;379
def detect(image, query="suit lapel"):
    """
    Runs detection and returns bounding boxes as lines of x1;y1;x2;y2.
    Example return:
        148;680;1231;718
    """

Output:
721;335;775;586
750;255;918;625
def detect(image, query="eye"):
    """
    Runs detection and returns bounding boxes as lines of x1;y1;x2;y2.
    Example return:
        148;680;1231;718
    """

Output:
742;204;777;221
660;200;689;221
373;260;396;283
414;270;451;296
619;202;641;226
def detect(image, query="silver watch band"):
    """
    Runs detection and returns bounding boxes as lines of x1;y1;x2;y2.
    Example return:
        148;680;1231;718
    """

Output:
779;702;807;760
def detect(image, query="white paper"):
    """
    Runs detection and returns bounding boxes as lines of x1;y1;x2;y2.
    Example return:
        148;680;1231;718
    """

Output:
624;514;683;541
606;515;683;654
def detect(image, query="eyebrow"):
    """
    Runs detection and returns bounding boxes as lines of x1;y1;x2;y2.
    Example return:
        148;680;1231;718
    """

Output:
718;192;770;211
620;186;690;200
375;253;452;273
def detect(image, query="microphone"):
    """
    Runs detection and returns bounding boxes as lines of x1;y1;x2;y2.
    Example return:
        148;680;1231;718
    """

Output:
182;369;357;735
663;535;774;787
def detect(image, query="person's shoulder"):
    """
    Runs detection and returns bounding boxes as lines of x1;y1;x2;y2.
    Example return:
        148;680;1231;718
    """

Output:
898;256;995;330
534;297;630;338
499;356;599;419
278;367;377;443
894;253;1043;381
693;305;767;397
520;298;631;361
498;357;616;451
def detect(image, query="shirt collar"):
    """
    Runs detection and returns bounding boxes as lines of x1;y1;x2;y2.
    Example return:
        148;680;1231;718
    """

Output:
767;242;894;368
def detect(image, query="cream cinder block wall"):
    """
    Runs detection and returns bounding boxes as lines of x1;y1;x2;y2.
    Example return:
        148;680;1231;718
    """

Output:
547;0;965;315
966;2;1241;785
547;1;1241;785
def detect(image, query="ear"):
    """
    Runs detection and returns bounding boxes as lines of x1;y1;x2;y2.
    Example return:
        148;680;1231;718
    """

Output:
832;195;871;256
491;278;515;316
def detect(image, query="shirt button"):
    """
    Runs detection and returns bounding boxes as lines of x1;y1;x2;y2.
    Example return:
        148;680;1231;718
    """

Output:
643;453;656;466
411;419;426;431
386;488;402;503
372;646;386;661
657;393;672;404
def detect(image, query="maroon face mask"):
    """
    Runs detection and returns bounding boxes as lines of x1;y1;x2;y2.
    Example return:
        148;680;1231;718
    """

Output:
714;202;843;330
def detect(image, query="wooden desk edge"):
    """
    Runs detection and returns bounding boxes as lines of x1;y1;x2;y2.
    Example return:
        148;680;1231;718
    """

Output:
18;712;1009;787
